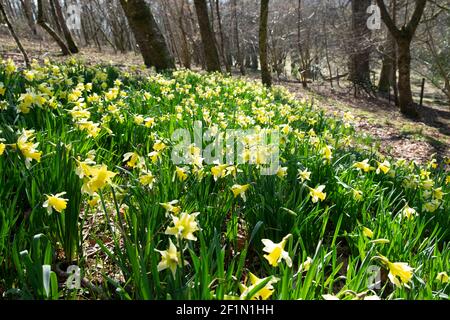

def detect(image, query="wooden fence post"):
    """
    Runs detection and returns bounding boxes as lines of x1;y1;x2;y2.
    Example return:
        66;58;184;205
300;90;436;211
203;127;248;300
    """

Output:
420;78;425;107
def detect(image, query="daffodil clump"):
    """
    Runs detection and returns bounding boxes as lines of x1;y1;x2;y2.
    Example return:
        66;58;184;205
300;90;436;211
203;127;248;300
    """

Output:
0;58;448;300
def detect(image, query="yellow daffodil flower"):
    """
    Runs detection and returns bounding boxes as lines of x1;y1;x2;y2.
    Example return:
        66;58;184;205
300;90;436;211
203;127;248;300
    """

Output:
160;200;181;216
43;192;68;213
423;200;440;213
353;189;363;201
75;157;96;179
165;212;200;241
432;187;444;201
155;239;181;278
401;205;417;220
376;160;390;174
261;234;292;267
211;164;228;181
175;166;189;182
134;115;144;125
144;117;155;128
81;164;116;195
429;159;438;169
353;159;373;172
5;58;16;74
225;165;241;178
308;185;326;203
297;169;311;182
148;151;161;163
379;255;414;287
239;272;278;300
76;120;100;138
276;167;288;179
299;257;313;272
17;129;42;168
436;272;449;283
139;170;155;188
231;184;251;201
23;70;35;81
421;179;434;190
322;145;333;162
153;140;167;152
123;152;141;168
363;227;374;239
88;194;100;207
69;107;91;120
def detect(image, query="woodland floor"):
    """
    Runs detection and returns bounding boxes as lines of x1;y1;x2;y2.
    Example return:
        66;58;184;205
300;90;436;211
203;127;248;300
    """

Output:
1;35;449;163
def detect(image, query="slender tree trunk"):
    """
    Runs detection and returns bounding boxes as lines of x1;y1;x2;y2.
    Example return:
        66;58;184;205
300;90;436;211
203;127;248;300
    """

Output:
259;0;271;87
37;0;71;55
110;7;127;53
378;35;395;96
391;0;399;106
397;37;416;115
174;0;191;69
215;0;230;73
250;44;258;70
119;0;175;71
445;81;450;105
4;0;14;18
193;0;221;72
0;0;30;67
378;0;397;98
20;0;38;36
49;0;63;34
323;3;333;88
162;3;180;66
297;0;309;88
232;0;245;75
186;3;203;67
350;0;371;92
80;4;90;46
87;8;101;51
51;0;79;53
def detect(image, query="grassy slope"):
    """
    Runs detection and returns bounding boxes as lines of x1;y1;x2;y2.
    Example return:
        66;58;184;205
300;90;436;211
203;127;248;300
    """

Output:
0;59;448;300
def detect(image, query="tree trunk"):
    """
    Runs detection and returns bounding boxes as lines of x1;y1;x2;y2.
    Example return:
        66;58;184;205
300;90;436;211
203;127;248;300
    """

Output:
119;0;175;71
250;44;258;70
259;0;271;87
20;0;38;36
160;1;179;65
174;0;191;69
444;81;450;105
297;0;309;88
80;4;90;47
193;0;221;72
350;0;371;91
376;0;426;118
185;3;203;67
323;3;333;88
378;35;395;96
37;0;71;55
378;0;397;98
232;0;245;75
397;37;417;117
51;0;79;53
49;0;63;34
215;0;231;73
0;0;30;67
